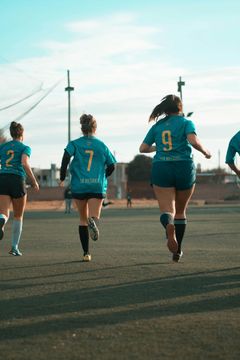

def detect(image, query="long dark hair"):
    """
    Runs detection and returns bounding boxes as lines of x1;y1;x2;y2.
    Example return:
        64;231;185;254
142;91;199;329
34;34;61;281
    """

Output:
149;94;182;122
10;121;24;138
80;114;97;135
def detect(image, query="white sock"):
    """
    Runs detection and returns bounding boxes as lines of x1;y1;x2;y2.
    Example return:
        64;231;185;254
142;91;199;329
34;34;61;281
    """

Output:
11;219;23;250
0;214;8;224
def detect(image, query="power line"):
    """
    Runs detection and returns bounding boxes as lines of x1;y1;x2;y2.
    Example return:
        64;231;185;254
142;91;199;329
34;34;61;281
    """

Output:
0;55;42;85
1;80;62;131
13;80;61;122
0;84;43;111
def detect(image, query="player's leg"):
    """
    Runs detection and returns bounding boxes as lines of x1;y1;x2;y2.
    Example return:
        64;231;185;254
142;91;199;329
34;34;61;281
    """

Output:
10;195;27;256
173;185;195;261
0;195;11;240
173;161;196;261
74;199;91;261
87;198;103;241
153;185;178;253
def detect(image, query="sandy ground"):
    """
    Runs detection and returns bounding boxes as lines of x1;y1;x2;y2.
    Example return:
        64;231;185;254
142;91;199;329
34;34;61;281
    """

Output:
25;199;158;211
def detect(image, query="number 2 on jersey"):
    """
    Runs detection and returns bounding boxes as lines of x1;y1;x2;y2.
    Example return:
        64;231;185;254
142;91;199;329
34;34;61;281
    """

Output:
85;150;94;171
6;150;14;167
162;130;173;151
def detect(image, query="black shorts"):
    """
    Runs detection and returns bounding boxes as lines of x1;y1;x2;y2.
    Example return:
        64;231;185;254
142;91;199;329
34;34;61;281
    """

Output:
0;173;26;198
72;192;105;200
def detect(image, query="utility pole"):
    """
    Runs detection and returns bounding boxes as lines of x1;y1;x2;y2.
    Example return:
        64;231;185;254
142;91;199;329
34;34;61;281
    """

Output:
65;70;74;143
177;76;185;101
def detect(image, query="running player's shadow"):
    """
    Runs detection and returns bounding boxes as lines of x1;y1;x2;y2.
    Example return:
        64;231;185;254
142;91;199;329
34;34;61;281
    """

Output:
0;267;239;341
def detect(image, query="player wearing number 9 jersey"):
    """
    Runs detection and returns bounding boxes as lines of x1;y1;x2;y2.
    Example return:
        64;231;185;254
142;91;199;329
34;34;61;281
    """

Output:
0;122;39;255
140;95;211;262
60;114;116;262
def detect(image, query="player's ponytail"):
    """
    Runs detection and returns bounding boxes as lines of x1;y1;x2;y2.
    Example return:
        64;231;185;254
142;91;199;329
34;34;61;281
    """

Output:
149;94;182;122
10;121;24;138
80;114;97;135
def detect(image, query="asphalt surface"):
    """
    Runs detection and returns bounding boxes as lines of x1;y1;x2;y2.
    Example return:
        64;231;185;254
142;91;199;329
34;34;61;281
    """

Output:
0;205;239;359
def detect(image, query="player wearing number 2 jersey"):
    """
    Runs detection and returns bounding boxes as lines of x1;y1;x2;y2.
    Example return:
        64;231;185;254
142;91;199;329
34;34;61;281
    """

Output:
60;114;116;262
0;122;39;255
140;95;211;262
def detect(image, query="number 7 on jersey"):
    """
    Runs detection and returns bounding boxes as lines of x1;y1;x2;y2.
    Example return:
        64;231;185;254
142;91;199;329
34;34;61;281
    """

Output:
85;150;94;171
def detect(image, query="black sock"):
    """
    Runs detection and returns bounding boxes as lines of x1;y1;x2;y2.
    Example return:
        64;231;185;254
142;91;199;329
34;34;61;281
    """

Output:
78;226;89;254
160;213;174;229
174;219;187;253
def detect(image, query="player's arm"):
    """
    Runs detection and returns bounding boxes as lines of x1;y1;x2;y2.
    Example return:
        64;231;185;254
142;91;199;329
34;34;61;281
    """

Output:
105;163;115;177
21;154;39;191
139;143;156;153
225;142;240;177
59;150;71;185
187;133;211;158
227;163;240;178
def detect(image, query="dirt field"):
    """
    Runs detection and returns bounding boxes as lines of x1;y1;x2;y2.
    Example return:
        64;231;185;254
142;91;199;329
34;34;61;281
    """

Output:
25;199;206;211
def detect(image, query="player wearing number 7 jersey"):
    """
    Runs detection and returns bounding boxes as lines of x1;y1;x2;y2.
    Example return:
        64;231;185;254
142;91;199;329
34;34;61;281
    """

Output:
0;122;39;255
140;95;211;262
59;114;116;262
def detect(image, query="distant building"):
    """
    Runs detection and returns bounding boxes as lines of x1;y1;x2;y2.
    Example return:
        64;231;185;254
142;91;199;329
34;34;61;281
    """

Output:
108;162;128;199
33;164;60;187
196;172;238;184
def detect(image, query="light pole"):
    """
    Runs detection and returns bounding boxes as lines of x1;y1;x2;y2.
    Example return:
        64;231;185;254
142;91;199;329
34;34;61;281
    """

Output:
177;76;193;118
65;70;74;143
177;76;185;101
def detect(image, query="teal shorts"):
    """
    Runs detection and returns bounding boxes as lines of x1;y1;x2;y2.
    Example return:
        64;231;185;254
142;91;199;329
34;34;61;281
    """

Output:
151;161;196;190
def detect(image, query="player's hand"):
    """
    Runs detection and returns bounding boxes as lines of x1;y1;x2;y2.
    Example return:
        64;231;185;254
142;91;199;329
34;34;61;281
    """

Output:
204;150;212;159
59;180;64;187
32;181;39;192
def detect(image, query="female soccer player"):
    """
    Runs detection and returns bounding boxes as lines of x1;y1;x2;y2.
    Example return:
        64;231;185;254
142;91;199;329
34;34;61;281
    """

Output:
59;114;116;262
0;121;39;255
225;131;240;178
139;95;211;262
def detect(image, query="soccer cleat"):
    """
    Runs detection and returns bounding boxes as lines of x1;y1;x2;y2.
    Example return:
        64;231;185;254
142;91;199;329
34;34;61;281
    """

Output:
0;218;5;240
83;253;91;262
9;248;22;256
172;251;183;262
166;224;178;253
87;217;99;241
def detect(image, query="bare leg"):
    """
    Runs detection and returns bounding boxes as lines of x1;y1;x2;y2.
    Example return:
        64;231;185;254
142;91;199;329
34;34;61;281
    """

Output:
173;185;195;259
12;195;27;220
175;185;195;218
74;199;88;225
74;199;90;258
88;198;103;219
152;186;178;253
0;195;11;240
0;195;11;218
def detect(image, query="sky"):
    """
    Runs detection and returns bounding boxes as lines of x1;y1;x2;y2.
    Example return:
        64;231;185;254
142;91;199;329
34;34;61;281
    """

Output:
0;0;239;171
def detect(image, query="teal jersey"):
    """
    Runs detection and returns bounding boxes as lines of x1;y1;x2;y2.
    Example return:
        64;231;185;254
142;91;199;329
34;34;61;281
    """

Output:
143;115;196;162
225;131;240;164
0;140;31;178
65;136;116;194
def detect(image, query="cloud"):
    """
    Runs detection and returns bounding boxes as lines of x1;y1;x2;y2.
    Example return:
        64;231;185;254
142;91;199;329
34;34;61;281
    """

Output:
0;12;239;170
